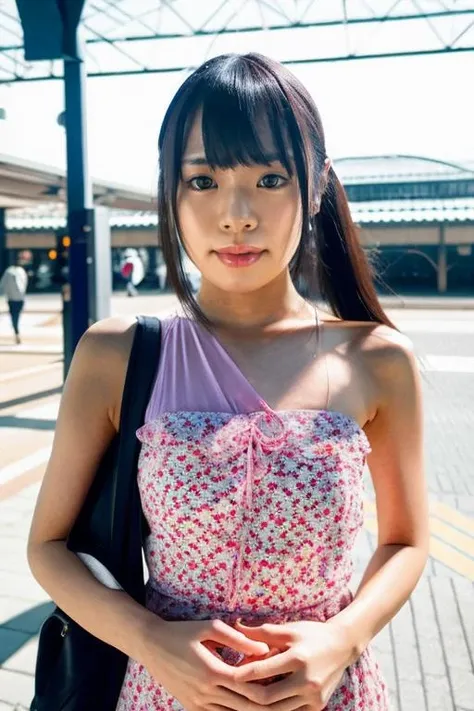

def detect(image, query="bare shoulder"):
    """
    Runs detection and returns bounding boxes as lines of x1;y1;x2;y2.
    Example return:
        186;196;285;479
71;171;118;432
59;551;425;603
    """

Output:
359;322;416;369
357;322;421;413
81;315;137;361
318;310;420;419
321;309;415;365
73;315;138;385
68;316;138;431
351;318;411;350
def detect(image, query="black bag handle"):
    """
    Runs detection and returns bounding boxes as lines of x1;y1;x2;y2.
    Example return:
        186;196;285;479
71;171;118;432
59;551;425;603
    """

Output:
67;315;162;602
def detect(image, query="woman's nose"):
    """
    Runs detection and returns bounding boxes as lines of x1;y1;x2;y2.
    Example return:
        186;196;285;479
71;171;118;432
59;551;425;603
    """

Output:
220;216;257;232
219;194;258;233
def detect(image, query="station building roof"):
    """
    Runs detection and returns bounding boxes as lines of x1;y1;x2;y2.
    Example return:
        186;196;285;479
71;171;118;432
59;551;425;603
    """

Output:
350;198;474;224
334;155;474;184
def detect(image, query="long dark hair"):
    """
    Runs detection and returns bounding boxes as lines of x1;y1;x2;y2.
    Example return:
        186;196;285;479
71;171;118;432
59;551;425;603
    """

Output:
157;52;395;329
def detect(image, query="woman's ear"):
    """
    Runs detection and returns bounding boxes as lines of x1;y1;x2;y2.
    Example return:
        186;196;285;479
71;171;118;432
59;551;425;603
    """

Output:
320;157;331;192
311;158;332;217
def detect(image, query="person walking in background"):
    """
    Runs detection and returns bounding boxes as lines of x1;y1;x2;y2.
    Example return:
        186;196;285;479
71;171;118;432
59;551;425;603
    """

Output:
120;248;145;297
0;258;28;345
156;250;168;291
121;257;138;297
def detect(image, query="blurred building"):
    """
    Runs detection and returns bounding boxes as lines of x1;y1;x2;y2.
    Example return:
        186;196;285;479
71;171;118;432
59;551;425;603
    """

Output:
2;155;473;295
337;155;474;295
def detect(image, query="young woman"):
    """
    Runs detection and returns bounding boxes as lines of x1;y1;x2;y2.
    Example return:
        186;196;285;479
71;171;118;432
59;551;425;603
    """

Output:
28;53;429;710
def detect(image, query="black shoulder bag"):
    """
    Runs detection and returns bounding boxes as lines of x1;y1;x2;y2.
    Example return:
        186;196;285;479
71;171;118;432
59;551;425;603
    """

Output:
30;315;162;711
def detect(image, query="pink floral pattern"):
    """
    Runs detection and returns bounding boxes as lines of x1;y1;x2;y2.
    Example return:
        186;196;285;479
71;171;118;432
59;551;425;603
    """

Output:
116;407;389;710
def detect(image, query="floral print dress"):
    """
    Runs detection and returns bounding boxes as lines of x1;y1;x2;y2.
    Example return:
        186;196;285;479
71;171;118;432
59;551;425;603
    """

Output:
116;316;389;710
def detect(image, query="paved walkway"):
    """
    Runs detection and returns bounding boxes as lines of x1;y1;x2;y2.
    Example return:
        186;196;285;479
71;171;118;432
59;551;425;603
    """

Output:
1;294;473;710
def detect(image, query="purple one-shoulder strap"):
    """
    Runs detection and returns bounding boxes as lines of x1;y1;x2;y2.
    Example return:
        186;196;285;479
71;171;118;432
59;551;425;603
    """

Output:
144;316;262;422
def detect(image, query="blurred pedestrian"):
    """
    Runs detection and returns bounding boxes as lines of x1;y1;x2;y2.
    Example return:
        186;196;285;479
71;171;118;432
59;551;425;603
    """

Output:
121;258;138;297
156;251;167;291
120;249;145;297
0;259;28;344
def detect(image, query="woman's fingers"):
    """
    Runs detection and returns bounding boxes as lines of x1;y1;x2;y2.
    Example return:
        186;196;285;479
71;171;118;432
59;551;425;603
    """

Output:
201;619;270;657
232;647;295;683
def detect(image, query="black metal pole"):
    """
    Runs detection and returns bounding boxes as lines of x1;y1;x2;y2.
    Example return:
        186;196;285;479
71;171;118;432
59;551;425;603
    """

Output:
63;43;92;376
0;208;8;276
438;223;447;293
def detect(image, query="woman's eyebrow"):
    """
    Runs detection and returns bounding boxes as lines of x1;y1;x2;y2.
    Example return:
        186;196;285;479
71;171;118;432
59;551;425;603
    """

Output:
182;156;209;165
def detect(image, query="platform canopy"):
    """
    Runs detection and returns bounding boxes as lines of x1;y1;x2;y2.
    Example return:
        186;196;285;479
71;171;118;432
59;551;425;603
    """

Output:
0;0;474;83
0;153;156;209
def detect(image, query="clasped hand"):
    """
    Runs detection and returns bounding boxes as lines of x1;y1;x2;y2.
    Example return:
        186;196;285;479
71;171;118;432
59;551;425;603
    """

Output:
219;619;353;711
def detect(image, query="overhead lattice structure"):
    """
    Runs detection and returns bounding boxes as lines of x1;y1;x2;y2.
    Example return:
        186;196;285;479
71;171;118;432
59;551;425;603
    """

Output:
0;0;473;83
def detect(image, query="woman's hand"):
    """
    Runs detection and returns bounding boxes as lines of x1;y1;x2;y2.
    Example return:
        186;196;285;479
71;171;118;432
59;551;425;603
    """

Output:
231;618;354;710
139;617;272;711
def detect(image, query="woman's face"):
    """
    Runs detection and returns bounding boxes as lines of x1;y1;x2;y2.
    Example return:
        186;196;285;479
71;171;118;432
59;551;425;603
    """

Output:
176;114;303;295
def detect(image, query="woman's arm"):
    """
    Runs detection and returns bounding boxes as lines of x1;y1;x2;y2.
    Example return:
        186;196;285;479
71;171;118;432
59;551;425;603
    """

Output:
27;317;165;663
329;328;430;662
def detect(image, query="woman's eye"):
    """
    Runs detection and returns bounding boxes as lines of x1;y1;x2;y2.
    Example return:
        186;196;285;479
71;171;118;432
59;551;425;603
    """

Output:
258;174;288;189
187;176;216;191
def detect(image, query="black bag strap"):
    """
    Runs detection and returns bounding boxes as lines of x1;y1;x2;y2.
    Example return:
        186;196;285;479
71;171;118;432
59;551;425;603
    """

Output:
66;316;161;603
110;315;162;601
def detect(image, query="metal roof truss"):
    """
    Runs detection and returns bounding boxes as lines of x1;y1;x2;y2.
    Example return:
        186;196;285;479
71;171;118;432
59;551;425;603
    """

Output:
0;0;474;83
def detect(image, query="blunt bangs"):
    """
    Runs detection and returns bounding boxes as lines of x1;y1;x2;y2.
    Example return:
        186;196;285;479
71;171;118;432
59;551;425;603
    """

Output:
157;53;322;204
197;58;294;175
173;54;311;178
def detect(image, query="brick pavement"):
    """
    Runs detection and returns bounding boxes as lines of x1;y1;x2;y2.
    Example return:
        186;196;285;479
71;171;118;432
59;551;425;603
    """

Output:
1;294;474;710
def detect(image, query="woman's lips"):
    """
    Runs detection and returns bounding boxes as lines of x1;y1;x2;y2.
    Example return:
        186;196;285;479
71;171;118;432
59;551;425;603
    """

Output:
215;252;263;268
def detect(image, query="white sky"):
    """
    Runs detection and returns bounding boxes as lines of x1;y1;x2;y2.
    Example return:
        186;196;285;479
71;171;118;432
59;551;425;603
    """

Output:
0;50;473;194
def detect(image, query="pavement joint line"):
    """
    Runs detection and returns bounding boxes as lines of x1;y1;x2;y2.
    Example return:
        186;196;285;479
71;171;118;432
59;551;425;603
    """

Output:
427;538;474;581
428;518;474;556
388;620;402;710
408;595;429;711
8;403;60;421
363;517;474;582
365;499;474;535
0;362;61;384
398;321;474;332
423;355;474;373
0;447;52;487
0;400;59;422
0;667;34;678
430;501;474;536
449;577;474;675
0;346;63;355
427;575;457;710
